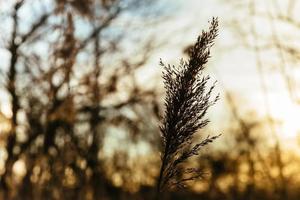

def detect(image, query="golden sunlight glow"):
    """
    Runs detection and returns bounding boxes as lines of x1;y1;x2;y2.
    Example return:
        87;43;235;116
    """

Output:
0;110;11;134
272;101;300;140
0;104;12;119
280;109;300;139
12;159;27;178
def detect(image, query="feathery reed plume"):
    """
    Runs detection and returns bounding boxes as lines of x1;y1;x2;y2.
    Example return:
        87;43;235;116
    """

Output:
156;17;220;198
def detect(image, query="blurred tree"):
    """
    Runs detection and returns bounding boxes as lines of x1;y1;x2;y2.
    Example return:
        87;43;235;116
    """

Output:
0;0;165;199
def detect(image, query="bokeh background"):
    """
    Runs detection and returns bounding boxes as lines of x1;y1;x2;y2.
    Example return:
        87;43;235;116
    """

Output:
1;0;300;199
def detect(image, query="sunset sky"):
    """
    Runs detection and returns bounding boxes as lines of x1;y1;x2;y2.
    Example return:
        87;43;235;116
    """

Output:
132;0;300;144
1;0;300;143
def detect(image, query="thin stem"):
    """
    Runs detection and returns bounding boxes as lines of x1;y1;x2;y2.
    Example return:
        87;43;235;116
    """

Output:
156;137;171;200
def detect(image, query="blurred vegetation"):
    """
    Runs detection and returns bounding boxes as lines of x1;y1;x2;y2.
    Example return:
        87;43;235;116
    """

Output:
1;0;300;200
